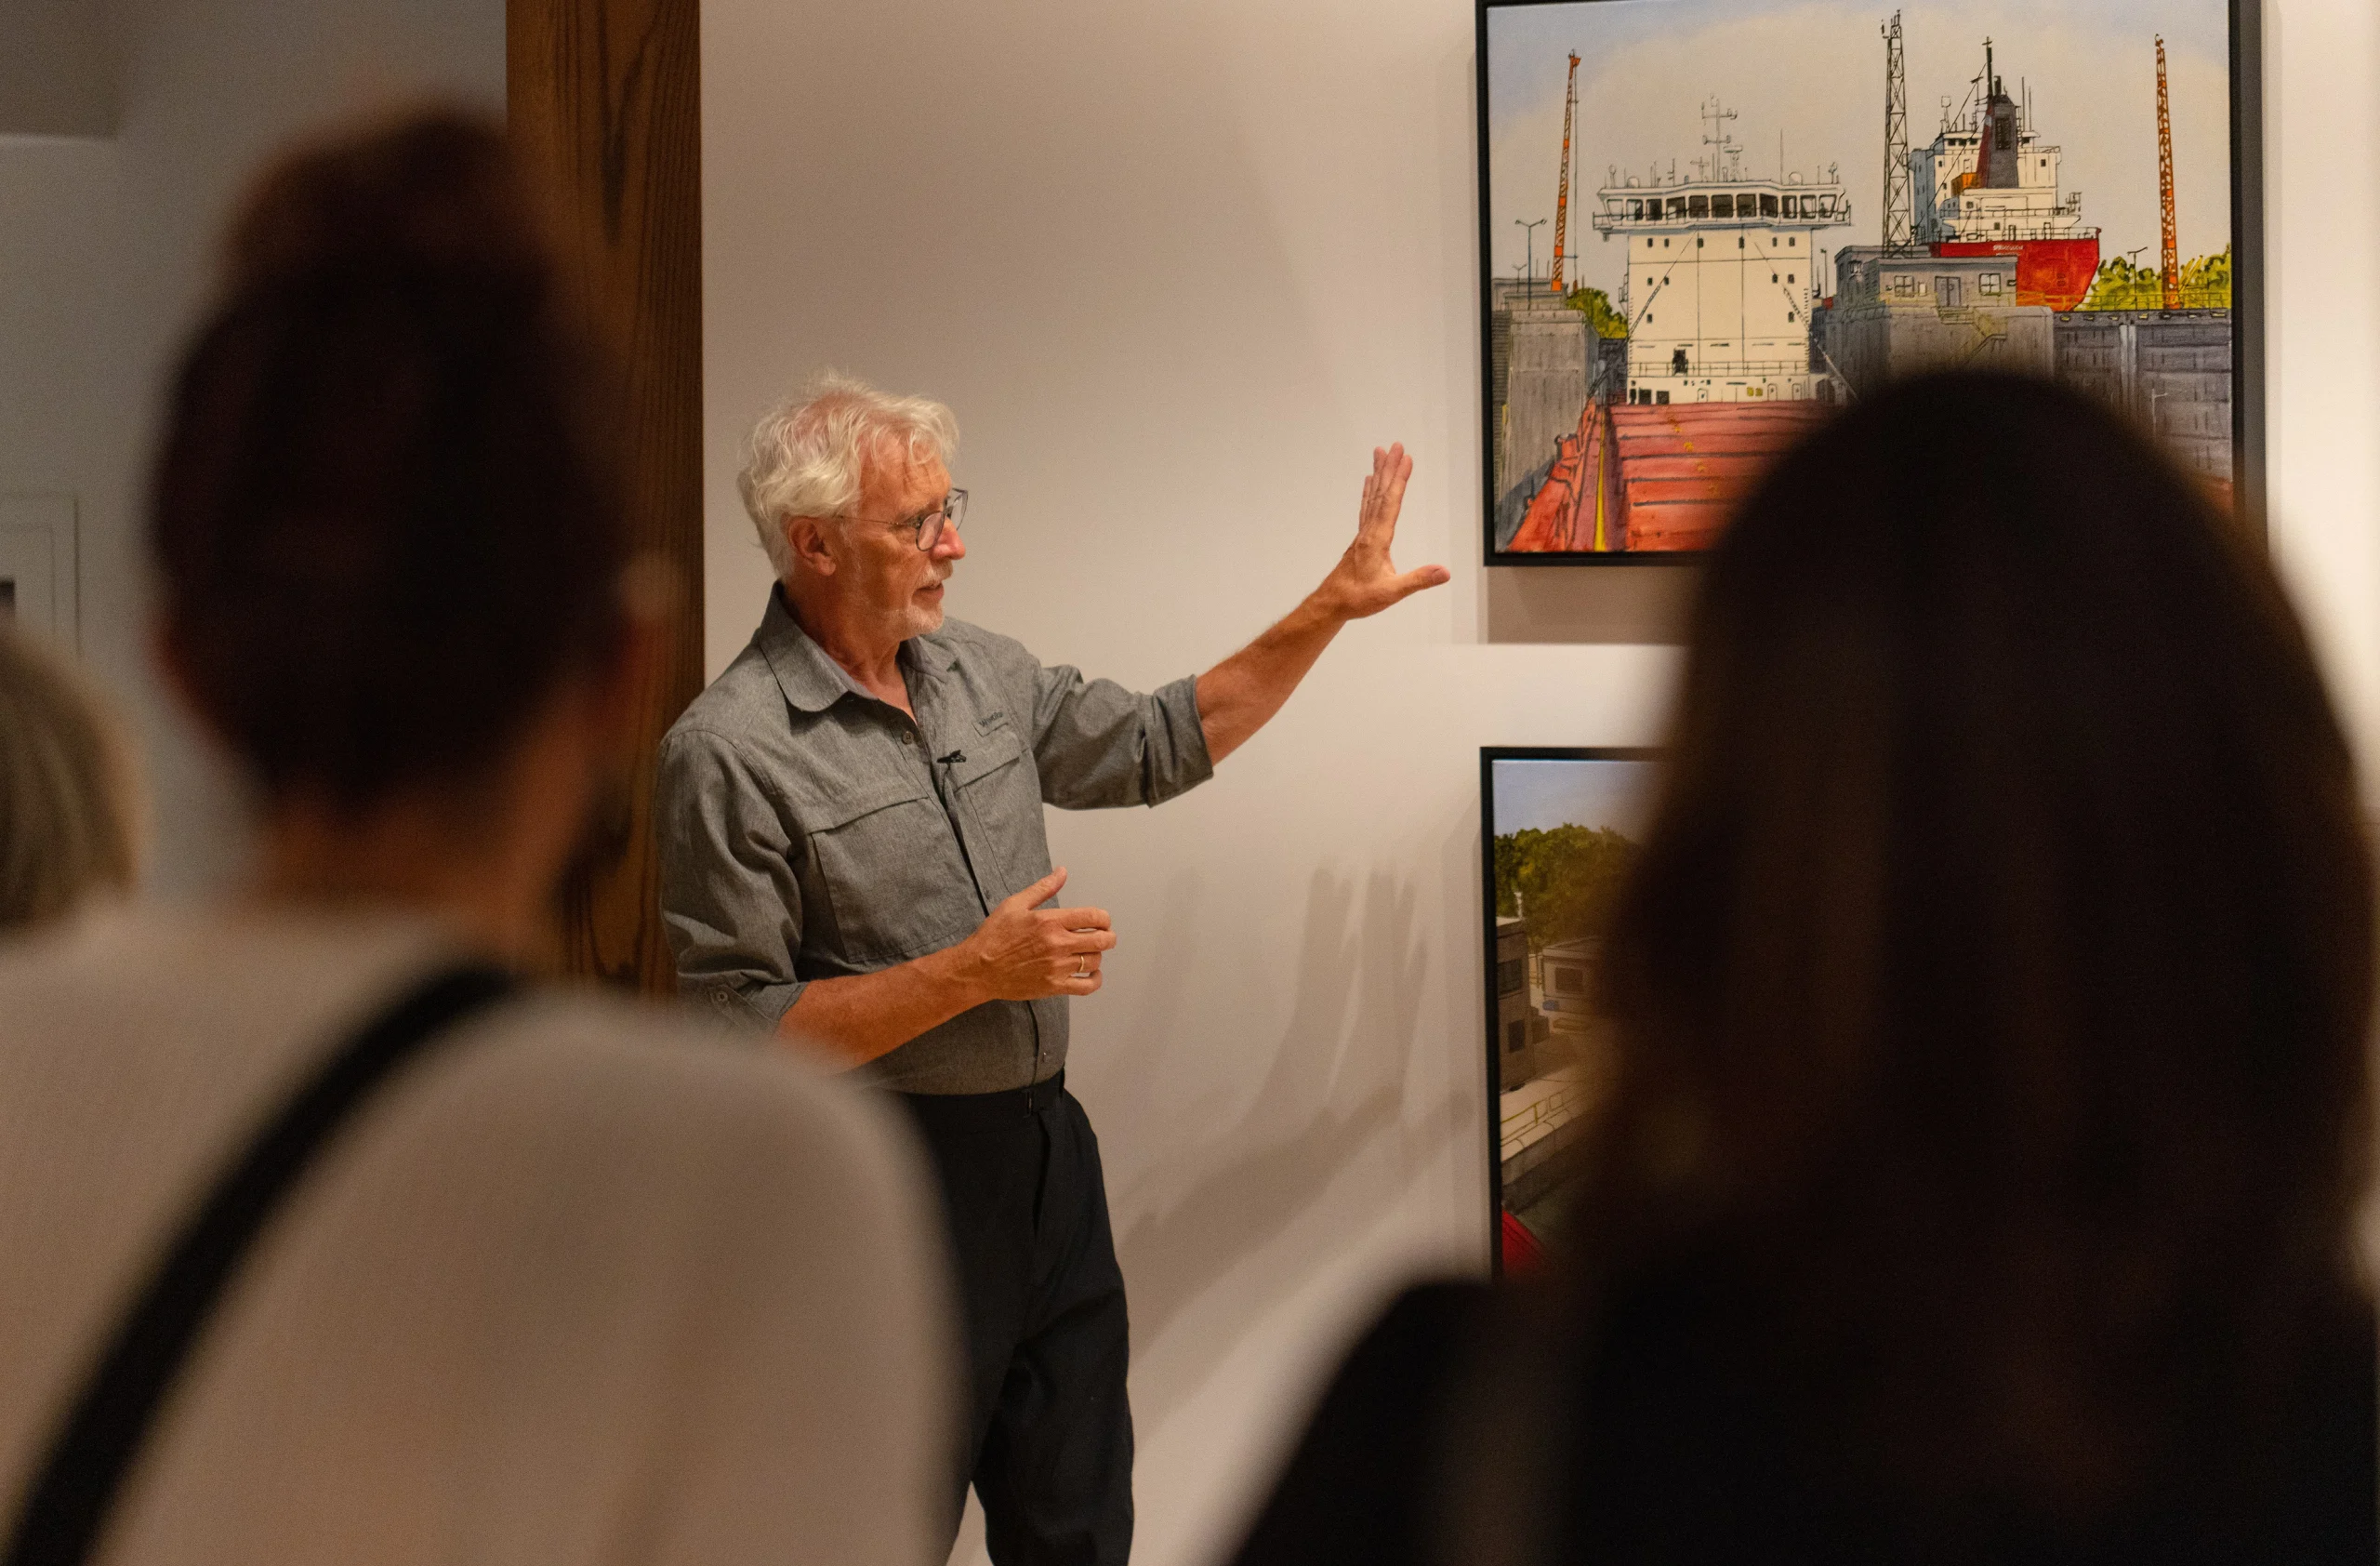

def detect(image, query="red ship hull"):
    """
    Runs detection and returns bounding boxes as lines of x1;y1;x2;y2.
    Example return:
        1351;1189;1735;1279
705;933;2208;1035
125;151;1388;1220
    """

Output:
1508;399;1830;553
1931;235;2101;312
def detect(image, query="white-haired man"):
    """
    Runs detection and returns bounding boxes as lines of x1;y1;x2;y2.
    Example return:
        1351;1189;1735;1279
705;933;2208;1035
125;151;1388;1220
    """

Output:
655;373;1446;1565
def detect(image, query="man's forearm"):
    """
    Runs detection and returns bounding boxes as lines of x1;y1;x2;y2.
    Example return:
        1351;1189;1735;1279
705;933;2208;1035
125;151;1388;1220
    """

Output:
1195;593;1345;764
779;949;987;1067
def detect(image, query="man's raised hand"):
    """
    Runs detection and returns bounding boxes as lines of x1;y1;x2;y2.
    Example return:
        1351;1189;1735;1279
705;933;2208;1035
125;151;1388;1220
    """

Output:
955;867;1116;1002
1313;443;1450;622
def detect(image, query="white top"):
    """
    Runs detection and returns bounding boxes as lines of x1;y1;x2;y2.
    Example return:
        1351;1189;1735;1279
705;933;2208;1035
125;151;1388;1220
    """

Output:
0;905;952;1566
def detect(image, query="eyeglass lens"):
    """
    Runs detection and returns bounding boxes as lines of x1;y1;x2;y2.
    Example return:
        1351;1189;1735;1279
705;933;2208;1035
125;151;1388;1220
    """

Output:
916;489;969;551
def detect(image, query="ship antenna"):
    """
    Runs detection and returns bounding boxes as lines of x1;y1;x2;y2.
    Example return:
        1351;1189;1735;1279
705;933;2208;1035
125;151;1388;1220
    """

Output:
1881;11;1912;252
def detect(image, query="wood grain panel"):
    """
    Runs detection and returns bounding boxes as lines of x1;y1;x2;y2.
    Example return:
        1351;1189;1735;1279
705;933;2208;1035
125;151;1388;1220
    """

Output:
509;0;702;992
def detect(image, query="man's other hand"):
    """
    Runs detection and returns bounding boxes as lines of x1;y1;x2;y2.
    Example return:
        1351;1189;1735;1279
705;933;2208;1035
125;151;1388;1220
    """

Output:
956;867;1116;1001
1310;443;1450;622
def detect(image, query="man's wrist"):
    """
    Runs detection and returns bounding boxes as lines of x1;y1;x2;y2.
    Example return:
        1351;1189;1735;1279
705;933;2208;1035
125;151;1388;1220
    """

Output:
917;941;989;1013
1297;584;1354;632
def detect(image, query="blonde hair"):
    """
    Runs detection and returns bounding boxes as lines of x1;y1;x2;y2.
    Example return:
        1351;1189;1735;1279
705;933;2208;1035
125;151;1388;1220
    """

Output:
0;627;139;930
737;370;958;577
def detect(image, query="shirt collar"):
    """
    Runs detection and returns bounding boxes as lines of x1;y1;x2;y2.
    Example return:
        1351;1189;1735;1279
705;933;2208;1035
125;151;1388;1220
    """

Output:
754;586;956;714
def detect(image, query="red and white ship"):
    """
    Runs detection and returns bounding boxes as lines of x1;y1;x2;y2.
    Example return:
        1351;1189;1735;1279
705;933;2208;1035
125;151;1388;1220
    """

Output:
1911;43;2100;311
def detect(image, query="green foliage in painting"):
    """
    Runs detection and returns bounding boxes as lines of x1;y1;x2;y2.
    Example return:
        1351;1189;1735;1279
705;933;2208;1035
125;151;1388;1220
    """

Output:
1492;825;1638;949
2079;247;2231;311
1566;285;1630;338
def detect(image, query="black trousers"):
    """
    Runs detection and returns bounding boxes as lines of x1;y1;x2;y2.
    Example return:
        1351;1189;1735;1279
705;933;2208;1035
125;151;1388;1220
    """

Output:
899;1074;1133;1566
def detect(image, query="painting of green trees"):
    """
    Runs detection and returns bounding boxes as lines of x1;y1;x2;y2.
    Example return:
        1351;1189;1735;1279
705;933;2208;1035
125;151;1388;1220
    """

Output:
1565;285;1629;338
1492;824;1639;949
2079;246;2231;311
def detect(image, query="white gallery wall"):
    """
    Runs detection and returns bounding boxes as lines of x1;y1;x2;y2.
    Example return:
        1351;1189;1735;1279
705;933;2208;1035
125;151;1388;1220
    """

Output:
0;0;503;896
2263;0;2380;769
704;2;2380;1563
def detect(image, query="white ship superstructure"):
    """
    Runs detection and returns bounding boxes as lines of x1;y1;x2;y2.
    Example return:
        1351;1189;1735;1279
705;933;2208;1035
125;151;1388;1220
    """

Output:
1591;100;1850;405
1911;43;2089;246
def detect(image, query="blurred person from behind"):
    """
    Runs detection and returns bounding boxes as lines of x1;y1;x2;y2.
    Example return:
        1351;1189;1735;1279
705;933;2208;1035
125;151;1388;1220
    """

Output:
0;626;139;933
1229;372;2375;1565
0;112;949;1566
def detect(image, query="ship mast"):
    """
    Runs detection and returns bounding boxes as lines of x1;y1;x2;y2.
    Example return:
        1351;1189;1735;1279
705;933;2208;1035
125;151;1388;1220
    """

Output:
1551;51;1580;296
2156;35;2179;309
1881;11;1911;252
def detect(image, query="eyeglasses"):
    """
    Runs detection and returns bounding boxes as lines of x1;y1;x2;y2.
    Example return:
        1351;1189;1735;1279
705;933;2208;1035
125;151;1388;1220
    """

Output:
839;489;969;551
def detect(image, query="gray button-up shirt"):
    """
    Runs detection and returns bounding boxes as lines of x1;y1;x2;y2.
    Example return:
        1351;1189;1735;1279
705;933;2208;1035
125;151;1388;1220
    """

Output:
657;589;1214;1094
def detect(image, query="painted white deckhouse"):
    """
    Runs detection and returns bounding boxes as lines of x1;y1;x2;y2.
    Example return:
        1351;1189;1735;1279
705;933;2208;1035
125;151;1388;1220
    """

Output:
1591;102;1850;405
1912;50;2088;246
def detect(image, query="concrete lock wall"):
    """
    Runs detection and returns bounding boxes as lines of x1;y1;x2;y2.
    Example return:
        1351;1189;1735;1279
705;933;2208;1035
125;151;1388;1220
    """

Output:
2055;312;2234;482
1498;306;1592;524
1833;299;2056;395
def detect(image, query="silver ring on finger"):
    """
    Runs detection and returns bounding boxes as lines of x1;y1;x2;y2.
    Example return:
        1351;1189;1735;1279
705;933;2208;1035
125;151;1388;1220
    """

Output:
1074;958;1091;979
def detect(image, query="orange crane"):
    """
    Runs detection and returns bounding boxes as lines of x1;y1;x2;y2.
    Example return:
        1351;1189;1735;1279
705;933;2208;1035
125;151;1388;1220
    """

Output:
2156;35;2179;309
1551;51;1580;295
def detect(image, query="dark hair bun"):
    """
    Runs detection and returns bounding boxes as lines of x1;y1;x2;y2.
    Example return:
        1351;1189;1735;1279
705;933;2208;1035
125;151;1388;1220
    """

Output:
224;111;556;299
152;110;627;808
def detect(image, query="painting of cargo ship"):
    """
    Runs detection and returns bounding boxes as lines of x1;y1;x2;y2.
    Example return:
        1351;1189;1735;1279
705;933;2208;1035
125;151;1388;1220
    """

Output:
1479;0;2254;562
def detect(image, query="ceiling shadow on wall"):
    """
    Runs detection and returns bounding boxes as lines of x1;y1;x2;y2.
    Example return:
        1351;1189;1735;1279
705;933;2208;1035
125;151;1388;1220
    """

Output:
1482;564;1699;644
1114;865;1474;1439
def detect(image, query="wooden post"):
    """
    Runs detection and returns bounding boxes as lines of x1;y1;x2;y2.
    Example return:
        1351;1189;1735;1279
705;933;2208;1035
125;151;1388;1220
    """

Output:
508;0;702;992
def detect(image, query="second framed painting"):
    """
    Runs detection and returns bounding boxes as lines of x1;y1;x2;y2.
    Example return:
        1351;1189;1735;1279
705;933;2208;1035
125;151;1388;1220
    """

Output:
1478;0;2262;564
1481;746;1659;1272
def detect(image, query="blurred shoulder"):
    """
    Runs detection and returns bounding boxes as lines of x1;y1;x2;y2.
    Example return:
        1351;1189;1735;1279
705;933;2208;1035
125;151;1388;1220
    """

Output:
453;989;919;1200
1226;1280;1493;1566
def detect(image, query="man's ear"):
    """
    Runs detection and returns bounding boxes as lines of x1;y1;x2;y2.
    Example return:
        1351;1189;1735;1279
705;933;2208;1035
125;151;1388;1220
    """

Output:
786;515;838;577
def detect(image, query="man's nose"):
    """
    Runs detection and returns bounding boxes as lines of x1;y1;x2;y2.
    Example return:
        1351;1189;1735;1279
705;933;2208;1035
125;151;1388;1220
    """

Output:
933;524;966;563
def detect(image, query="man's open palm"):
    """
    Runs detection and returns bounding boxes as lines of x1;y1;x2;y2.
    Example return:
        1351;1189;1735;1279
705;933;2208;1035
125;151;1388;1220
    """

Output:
1316;443;1449;620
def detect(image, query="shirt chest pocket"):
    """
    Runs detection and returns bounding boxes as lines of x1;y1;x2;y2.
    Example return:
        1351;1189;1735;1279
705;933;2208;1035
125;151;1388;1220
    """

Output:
805;782;980;965
947;716;1051;897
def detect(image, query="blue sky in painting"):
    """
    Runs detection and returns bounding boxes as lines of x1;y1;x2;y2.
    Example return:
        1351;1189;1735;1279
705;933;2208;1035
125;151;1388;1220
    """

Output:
1484;0;2234;287
1490;756;1659;839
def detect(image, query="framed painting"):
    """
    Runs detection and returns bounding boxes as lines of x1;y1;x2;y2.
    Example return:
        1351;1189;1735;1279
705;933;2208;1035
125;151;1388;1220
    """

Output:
1480;746;1659;1272
1477;0;2263;564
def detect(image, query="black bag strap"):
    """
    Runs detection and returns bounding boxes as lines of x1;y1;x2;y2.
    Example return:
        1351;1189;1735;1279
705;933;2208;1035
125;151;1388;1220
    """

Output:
3;962;518;1566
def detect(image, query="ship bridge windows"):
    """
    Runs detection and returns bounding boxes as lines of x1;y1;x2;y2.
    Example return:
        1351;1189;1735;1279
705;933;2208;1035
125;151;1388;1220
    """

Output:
1688;194;1710;219
1711;193;1730;218
1760;192;1778;217
1628;197;1645;219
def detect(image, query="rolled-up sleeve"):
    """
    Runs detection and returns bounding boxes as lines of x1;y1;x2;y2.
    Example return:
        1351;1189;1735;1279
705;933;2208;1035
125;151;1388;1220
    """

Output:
1028;667;1214;810
655;727;808;1027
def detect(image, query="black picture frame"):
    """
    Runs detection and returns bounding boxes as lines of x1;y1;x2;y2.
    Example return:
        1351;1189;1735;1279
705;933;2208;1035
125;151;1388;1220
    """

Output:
1476;0;2267;565
1480;745;1659;1274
